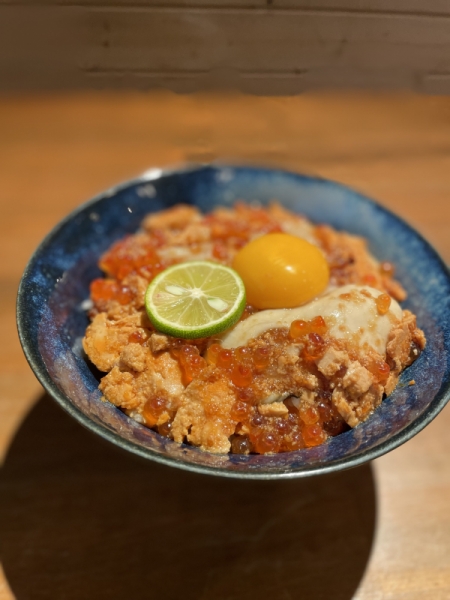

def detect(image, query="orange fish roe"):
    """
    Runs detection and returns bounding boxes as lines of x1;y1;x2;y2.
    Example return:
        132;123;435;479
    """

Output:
231;364;253;388
128;330;149;344
376;293;391;315
204;344;272;389
216;348;233;370
143;396;169;427
171;344;207;385
157;420;173;437
230;434;252;454
100;235;166;282
368;359;391;384
299;406;320;425
227;393;348;455
204;201;283;247
302;424;327;448
253;347;271;371
90;279;134;306
289;315;328;339
206;343;222;366
212;242;229;261
301;333;326;362
230;400;252;422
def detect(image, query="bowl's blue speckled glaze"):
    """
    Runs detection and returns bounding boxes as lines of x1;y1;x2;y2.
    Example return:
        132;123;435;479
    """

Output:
17;164;450;478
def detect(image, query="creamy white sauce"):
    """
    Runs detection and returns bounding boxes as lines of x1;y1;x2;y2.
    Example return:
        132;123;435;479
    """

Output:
221;284;402;354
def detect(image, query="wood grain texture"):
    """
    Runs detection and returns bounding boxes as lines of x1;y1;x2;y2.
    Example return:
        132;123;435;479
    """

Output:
2;0;450;14
1;4;450;92
273;0;450;14
0;92;449;599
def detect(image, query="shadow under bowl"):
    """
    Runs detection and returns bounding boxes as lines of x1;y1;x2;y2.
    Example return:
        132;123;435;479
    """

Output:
16;164;450;479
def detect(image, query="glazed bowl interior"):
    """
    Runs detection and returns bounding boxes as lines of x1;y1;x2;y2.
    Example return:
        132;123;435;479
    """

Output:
17;165;450;479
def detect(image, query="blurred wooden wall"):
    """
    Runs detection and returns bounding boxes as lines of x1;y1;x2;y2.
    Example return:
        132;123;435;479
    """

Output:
1;1;450;93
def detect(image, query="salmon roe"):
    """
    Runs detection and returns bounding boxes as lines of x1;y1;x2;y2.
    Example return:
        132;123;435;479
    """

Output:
367;358;391;383
100;236;166;282
205;343;273;389
167;332;351;455
229;393;348;455
128;330;149;344
289;315;327;339
204;201;282;247
90;279;134;306
376;293;391;315
171;344;207;385
143;396;168;427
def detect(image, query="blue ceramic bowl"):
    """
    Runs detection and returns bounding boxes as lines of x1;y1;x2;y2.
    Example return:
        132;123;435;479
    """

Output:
17;164;450;479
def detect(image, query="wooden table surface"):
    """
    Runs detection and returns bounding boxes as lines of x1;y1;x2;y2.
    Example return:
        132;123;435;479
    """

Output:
1;92;449;600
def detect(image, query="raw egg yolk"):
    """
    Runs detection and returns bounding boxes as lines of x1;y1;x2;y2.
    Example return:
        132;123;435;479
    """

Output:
232;233;329;309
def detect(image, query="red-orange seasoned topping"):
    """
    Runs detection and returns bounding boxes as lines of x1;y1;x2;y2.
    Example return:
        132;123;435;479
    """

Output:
282;430;305;452
289;319;310;339
317;398;334;423
289;316;328;340
234;346;252;365
302;424;327;447
376;360;391;382
188;343;272;390
185;354;207;381
157;419;173;438
206;343;222;366
172;344;207;385
143;396;168;427
275;417;291;436
203;201;283;247
100;235;165;282
230;400;252;422
90;279;134;306
299;406;320;425
301;333;326;362
217;349;233;370
317;397;348;435
230;434;252;454
186;358;207;385
251;430;281;454
376;293;391;315
367;358;390;383
128;330;148;344
231;363;252;388
237;387;255;404
310;315;328;335
253;347;271;371
177;344;195;366
212;242;229;261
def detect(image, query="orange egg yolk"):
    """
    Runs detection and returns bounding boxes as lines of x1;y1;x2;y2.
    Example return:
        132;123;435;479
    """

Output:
232;233;330;309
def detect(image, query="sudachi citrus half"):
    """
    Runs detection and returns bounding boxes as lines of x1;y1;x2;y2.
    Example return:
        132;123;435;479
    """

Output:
145;261;246;339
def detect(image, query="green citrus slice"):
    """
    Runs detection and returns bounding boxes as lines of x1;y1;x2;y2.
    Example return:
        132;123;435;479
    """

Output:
145;261;246;339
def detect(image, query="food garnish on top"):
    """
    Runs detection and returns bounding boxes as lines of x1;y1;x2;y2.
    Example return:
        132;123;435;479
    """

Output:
82;202;425;455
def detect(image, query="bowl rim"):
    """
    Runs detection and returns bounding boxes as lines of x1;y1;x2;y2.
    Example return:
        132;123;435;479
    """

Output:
16;162;450;479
